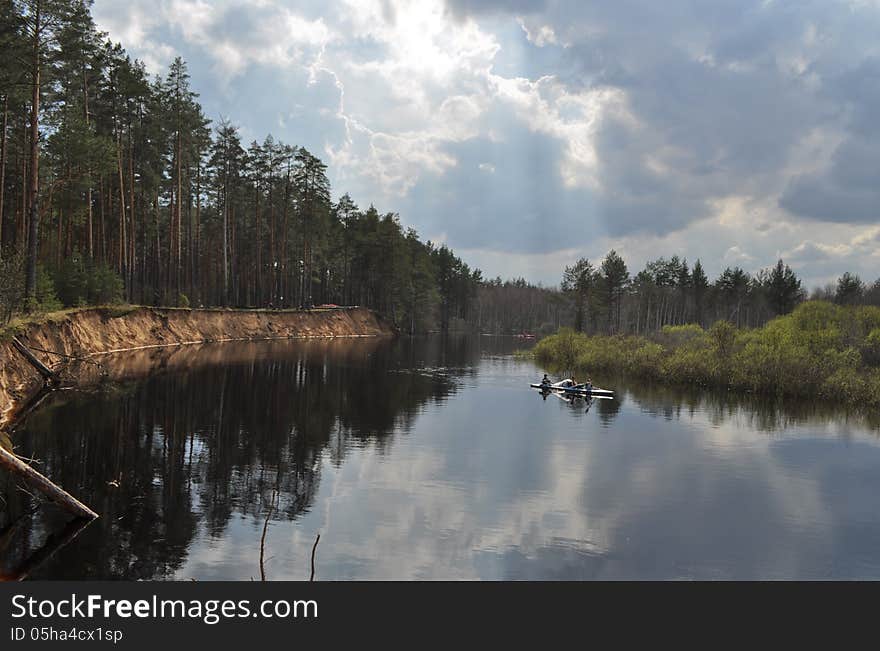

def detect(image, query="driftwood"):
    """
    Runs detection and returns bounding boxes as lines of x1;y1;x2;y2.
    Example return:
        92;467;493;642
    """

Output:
24;343;107;374
11;337;59;386
2;339;95;519
0;446;98;520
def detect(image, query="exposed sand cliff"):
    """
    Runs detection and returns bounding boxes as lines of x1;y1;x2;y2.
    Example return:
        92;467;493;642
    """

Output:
0;307;394;430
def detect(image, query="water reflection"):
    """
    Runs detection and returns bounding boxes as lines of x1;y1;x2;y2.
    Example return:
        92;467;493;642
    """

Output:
3;335;880;580
615;378;880;435
1;337;477;580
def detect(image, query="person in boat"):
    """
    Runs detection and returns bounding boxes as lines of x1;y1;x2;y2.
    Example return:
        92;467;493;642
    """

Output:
540;374;551;387
585;377;593;391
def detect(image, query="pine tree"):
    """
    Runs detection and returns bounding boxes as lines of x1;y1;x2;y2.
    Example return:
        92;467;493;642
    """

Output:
766;259;803;315
691;259;709;326
209;118;244;306
835;272;864;305
16;0;77;302
561;257;595;332
600;250;629;334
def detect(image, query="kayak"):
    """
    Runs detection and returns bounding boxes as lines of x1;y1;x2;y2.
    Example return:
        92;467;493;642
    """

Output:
561;385;614;397
530;383;614;397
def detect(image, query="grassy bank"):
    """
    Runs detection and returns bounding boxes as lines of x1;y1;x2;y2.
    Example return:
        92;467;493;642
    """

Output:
532;301;880;409
0;306;144;342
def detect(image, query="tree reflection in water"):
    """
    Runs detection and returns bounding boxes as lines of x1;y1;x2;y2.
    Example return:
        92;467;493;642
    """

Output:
611;376;880;434
1;336;475;580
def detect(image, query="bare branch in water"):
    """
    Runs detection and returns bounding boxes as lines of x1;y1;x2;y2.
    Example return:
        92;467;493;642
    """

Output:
259;490;277;582
310;533;320;581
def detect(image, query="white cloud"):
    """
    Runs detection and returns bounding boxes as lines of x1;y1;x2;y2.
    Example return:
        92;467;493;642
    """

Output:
519;19;558;47
91;0;880;286
490;74;627;190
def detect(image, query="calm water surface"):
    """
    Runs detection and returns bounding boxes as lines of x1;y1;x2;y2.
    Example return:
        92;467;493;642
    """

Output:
4;335;880;580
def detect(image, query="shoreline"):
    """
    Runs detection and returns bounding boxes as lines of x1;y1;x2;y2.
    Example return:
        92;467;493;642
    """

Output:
0;306;395;432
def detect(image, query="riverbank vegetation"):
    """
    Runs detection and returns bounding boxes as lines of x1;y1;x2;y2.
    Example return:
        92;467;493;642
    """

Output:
533;301;880;409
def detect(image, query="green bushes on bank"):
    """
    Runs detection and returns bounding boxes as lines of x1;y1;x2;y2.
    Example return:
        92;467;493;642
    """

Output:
0;248;125;325
0;248;62;322
534;301;880;409
50;258;125;307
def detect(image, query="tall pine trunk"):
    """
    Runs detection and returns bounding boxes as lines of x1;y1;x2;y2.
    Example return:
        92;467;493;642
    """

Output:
269;178;275;305
25;0;42;301
0;95;8;249
154;189;160;305
19;131;26;248
194;157;200;304
98;175;105;262
167;182;173;303
282;165;290;307
175;127;182;302
116;128;127;279
222;181;228;306
83;61;93;260
254;181;261;306
128;123;135;299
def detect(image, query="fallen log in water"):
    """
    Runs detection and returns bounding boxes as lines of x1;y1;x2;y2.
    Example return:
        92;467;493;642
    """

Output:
11;337;60;386
0;446;98;520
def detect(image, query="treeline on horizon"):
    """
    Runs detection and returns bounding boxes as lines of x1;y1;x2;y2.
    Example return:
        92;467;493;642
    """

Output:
472;253;880;337
0;0;479;332
571;252;880;335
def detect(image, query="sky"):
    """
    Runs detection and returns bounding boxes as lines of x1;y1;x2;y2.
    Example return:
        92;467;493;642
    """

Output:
90;0;880;289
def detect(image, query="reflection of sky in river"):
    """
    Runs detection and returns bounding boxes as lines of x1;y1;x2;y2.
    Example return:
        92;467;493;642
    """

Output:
172;353;880;581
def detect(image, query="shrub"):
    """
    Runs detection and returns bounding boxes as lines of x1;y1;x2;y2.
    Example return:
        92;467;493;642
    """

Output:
35;264;62;312
709;320;736;358
863;328;880;366
625;340;665;376
88;264;125;305
51;256;124;307
658;324;706;348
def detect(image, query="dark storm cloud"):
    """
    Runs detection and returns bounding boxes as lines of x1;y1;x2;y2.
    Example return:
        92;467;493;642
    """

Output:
781;57;880;224
448;0;880;237
525;1;833;235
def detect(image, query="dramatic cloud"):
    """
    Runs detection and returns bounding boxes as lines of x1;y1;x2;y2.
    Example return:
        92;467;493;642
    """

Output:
92;0;880;287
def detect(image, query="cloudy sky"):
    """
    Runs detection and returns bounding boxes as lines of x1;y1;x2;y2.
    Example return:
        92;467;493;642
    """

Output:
91;0;880;288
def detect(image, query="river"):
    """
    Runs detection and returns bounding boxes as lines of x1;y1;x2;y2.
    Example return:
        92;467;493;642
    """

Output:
3;335;880;580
